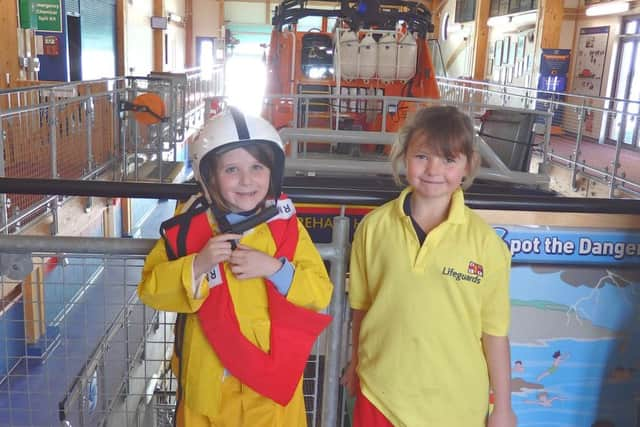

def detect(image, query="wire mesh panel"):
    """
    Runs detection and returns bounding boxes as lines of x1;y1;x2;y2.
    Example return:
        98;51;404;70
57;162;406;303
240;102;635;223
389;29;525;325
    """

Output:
0;253;149;426
436;76;640;198
0;223;349;427
0;71;223;234
0;81;123;231
141;343;330;427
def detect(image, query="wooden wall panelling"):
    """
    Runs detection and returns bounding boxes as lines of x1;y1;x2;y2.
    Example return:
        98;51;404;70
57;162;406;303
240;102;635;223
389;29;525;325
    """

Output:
154;0;165;71
473;0;491;80
23;264;45;344
539;0;563;49
0;0;21;88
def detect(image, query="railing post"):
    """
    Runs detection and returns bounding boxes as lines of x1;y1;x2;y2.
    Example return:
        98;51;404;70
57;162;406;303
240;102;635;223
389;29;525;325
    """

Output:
540;112;553;177
85;87;95;174
130;83;140;181
467;86;476;116
571;103;586;191
381;97;388;132
113;84;124;180
321;213;349;427
49;94;60;235
610;109;628;198
0;116;7;234
291;96;299;158
49;95;59;180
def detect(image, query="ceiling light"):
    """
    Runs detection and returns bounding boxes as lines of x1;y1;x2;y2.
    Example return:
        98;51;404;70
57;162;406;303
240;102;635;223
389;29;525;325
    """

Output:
511;12;537;27
487;16;510;28
585;0;629;17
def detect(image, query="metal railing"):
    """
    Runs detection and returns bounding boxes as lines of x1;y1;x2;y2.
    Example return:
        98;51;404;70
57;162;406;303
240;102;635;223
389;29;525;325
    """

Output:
437;76;640;198
0;67;224;235
3;68;639;243
0;214;349;427
267;93;552;189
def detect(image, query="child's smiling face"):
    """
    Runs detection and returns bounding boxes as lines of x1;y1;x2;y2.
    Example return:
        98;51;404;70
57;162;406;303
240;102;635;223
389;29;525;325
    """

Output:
213;147;271;212
404;133;469;202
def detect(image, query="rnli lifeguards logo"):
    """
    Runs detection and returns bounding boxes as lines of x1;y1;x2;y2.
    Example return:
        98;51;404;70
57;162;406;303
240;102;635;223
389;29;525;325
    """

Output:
441;260;484;284
467;261;484;277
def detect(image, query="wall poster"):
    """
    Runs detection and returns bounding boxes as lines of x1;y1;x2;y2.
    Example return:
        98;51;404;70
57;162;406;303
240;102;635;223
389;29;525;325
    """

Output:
503;36;512;65
572;26;609;97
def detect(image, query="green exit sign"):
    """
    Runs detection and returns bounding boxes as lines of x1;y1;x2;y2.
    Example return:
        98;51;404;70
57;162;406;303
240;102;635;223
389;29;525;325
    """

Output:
19;0;62;33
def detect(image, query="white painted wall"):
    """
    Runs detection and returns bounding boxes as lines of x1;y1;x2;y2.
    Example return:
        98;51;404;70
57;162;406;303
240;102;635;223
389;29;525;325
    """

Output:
225;2;270;25
193;0;222;38
125;0;154;75
166;0;185;17
166;25;187;71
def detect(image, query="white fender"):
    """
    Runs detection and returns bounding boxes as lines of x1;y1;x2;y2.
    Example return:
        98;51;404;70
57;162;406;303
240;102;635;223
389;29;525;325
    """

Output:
337;30;359;80
358;33;377;81
396;32;417;81
377;33;397;81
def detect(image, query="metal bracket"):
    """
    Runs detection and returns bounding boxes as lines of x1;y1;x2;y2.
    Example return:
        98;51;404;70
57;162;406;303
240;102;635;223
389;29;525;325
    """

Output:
0;252;33;280
118;101;168;123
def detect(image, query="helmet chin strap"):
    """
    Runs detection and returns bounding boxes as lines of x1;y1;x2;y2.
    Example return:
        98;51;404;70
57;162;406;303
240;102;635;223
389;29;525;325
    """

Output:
211;201;280;250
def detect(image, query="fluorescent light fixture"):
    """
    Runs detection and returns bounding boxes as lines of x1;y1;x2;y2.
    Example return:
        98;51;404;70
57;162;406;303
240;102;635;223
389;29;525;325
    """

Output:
487;16;510;28
511;12;537;27
586;0;629;16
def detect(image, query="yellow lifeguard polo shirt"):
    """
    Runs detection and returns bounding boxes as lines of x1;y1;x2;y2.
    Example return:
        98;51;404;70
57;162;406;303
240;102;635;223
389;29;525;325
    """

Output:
349;187;511;427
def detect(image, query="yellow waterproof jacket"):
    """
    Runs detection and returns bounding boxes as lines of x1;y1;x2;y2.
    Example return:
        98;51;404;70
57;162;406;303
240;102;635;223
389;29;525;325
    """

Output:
137;201;333;419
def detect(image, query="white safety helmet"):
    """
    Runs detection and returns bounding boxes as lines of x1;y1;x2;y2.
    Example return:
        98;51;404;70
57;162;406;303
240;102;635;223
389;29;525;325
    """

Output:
191;106;286;207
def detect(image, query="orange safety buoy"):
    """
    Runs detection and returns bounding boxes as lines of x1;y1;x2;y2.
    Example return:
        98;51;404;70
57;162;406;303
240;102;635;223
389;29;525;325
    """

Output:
132;93;166;125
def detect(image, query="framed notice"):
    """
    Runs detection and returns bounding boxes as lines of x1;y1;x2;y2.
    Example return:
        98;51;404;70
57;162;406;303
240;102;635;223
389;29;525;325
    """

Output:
488;42;495;74
20;0;63;32
503;36;512;65
150;16;168;30
572;26;609;97
509;37;517;65
495;39;504;66
516;34;526;60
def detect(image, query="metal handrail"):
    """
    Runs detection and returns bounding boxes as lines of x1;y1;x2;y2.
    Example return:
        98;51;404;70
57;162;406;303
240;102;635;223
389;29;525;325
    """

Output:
437;76;640;109
436;76;640;199
0;219;350;427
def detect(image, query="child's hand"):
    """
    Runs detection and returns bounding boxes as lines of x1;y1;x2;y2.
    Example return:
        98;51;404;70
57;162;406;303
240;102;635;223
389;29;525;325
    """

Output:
229;244;282;280
193;233;242;277
340;359;359;397
487;406;517;427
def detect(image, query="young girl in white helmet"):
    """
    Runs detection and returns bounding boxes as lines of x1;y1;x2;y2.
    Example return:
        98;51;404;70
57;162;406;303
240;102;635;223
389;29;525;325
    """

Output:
138;107;333;427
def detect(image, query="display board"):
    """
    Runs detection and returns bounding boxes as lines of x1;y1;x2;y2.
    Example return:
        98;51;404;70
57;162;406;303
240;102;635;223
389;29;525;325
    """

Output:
297;200;639;427
572;26;609;97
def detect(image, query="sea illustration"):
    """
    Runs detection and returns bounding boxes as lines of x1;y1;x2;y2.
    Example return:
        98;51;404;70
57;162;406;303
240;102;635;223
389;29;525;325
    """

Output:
508;264;639;427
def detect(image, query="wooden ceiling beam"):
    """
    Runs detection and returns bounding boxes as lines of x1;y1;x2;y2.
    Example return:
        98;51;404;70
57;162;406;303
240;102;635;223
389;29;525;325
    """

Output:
472;0;491;80
539;0;564;49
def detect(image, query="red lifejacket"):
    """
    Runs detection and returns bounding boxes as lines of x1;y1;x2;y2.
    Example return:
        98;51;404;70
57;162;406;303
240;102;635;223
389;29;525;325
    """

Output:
160;196;332;406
